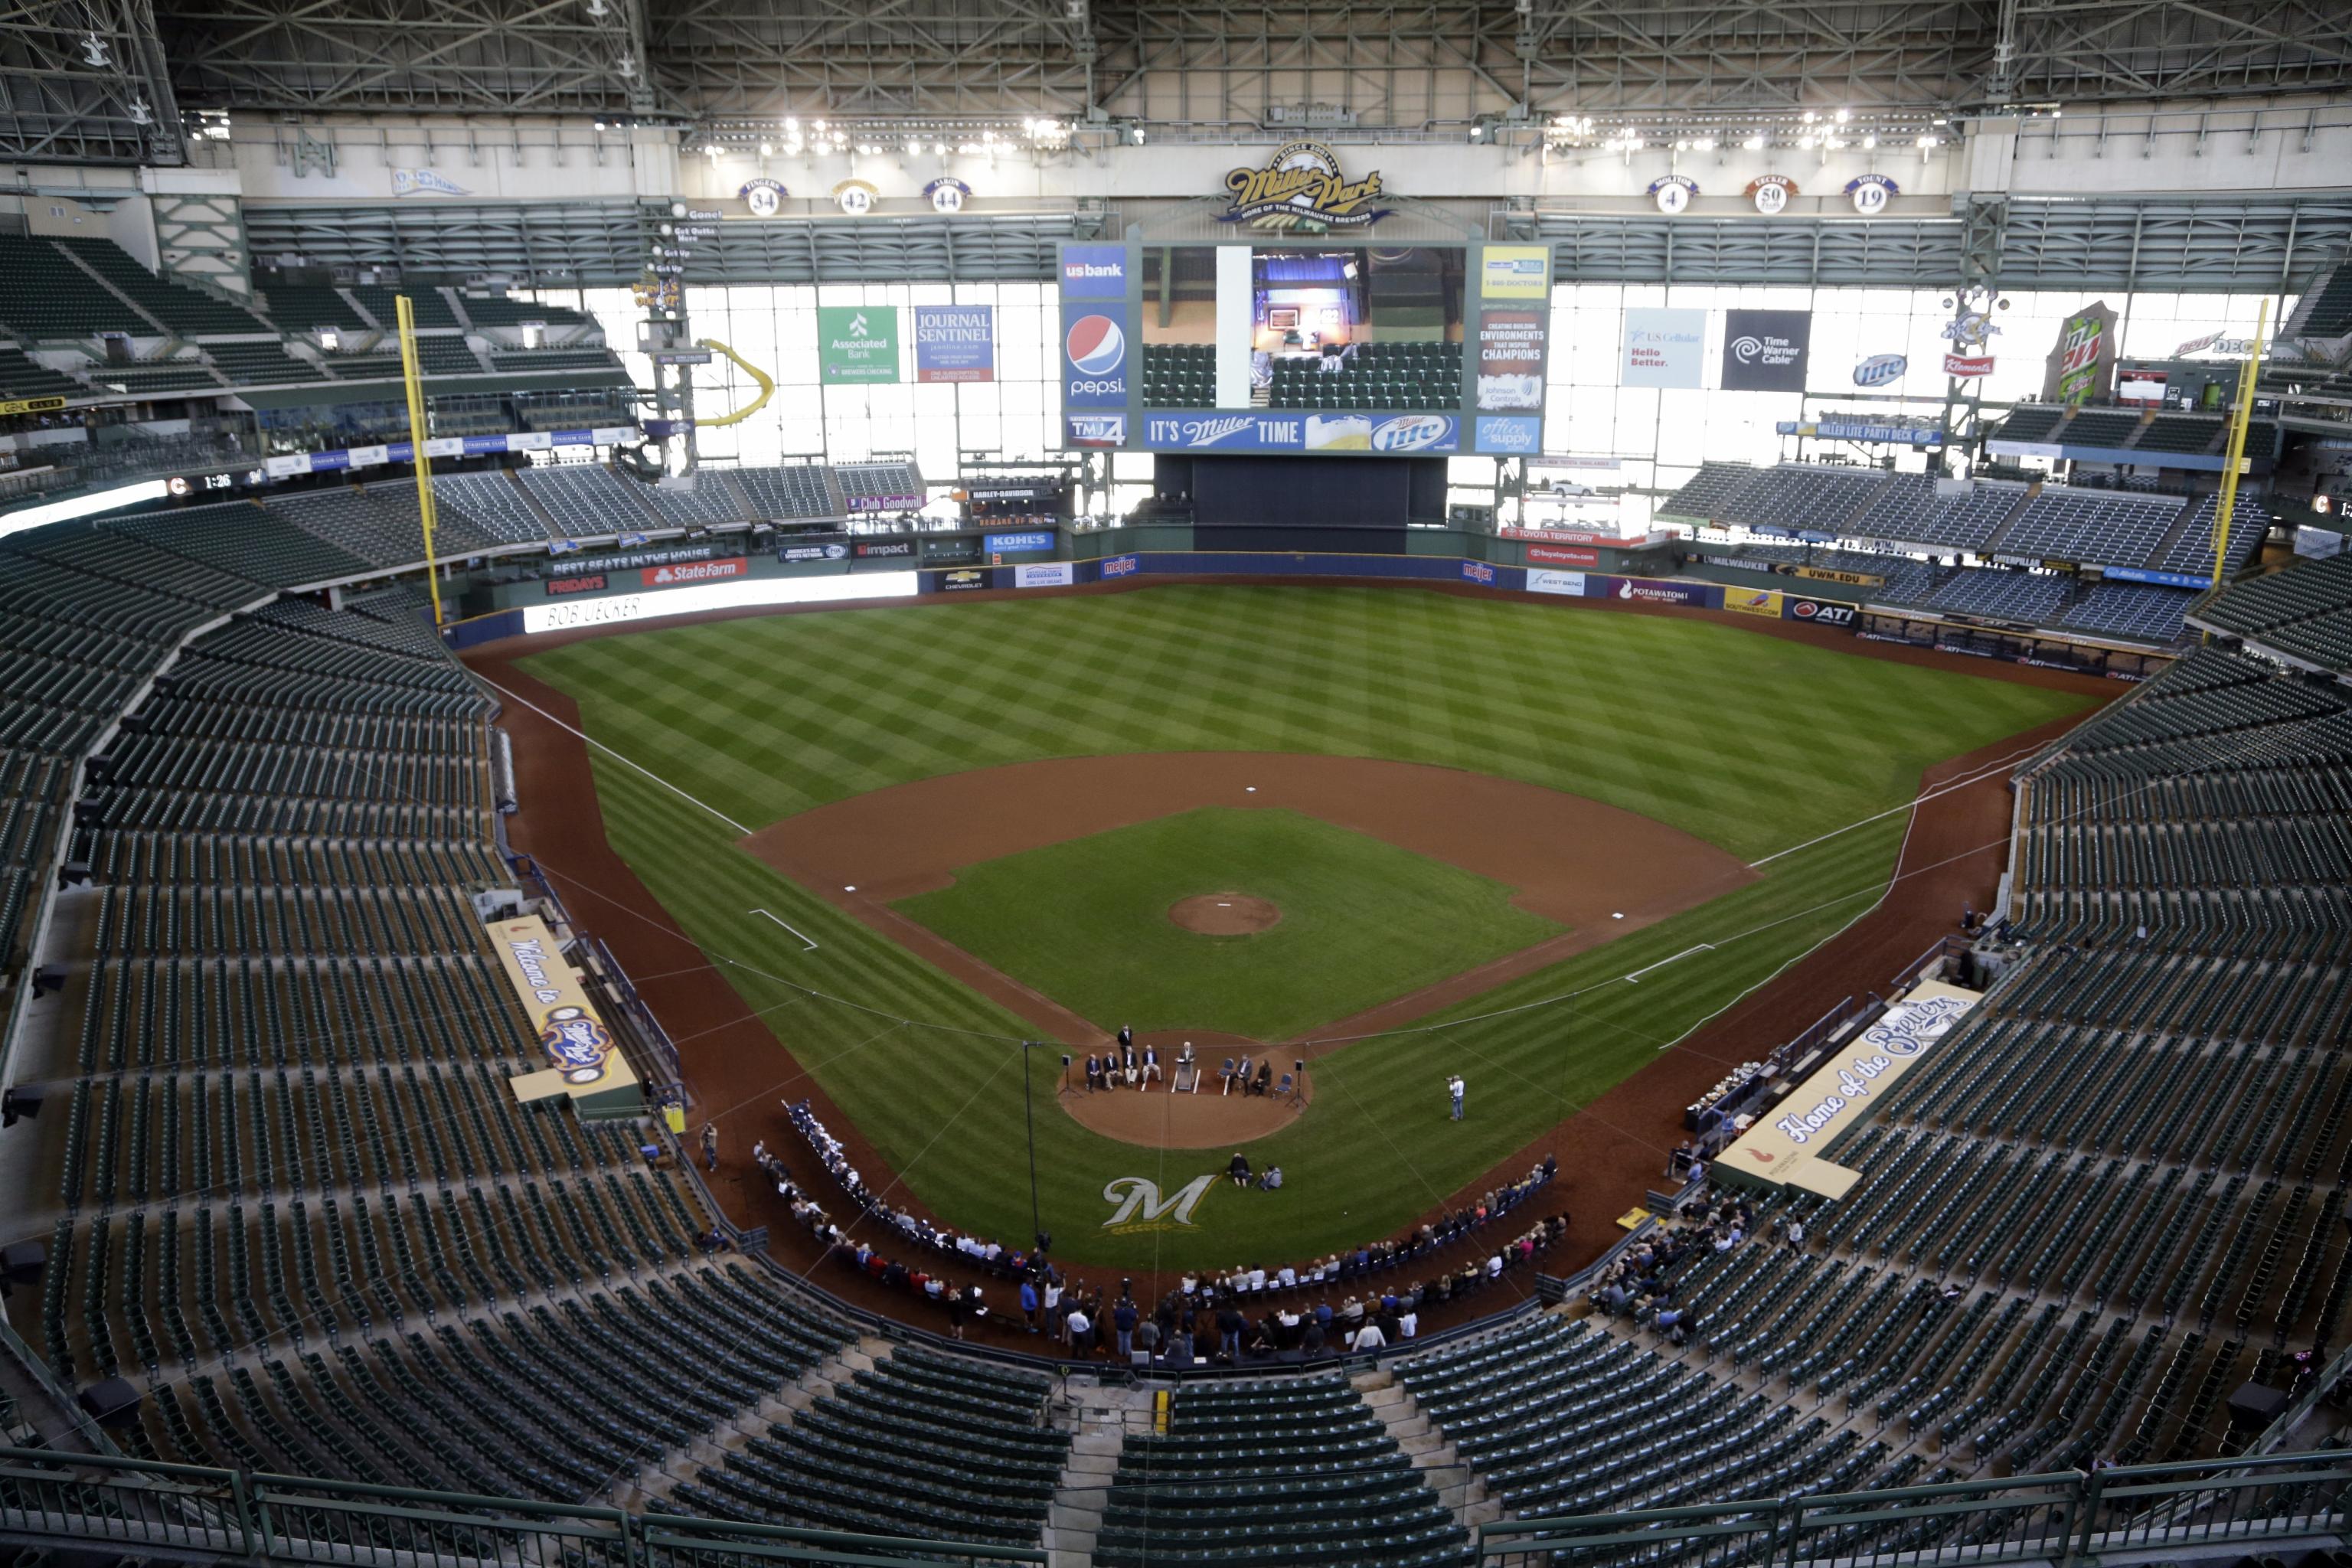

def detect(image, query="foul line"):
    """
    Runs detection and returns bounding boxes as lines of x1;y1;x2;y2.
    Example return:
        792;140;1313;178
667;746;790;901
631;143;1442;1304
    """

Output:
1745;740;2047;869
473;669;753;837
751;907;820;951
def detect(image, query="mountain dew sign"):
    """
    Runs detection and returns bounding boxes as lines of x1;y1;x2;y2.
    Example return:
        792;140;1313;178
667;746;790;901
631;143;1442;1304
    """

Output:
818;305;900;383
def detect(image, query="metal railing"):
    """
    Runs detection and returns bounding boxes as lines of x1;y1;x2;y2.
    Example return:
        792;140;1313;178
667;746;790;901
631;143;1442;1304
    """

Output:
1477;1449;2352;1568
0;1445;1045;1566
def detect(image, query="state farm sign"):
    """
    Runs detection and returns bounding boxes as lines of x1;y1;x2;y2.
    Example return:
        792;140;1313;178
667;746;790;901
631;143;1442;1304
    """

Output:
642;557;749;588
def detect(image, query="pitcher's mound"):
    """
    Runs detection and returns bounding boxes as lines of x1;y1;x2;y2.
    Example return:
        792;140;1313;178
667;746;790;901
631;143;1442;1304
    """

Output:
1064;1030;1309;1148
1170;893;1282;935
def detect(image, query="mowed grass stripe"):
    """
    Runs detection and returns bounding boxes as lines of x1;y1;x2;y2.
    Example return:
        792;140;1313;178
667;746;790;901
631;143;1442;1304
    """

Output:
526;587;2094;1266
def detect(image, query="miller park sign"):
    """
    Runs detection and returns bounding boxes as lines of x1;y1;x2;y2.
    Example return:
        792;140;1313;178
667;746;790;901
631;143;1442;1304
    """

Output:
1220;142;1389;230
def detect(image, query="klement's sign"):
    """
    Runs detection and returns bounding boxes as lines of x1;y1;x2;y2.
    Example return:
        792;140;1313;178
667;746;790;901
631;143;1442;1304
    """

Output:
1221;142;1387;229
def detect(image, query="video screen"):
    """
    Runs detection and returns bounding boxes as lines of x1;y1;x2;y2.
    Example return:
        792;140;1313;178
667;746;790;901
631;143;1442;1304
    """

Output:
1138;245;1465;409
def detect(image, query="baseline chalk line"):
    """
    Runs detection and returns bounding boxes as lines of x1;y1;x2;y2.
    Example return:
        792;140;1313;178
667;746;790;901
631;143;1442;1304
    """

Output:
750;909;819;951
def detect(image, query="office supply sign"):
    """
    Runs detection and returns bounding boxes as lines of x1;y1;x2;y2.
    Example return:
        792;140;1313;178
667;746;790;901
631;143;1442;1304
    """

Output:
818;306;899;383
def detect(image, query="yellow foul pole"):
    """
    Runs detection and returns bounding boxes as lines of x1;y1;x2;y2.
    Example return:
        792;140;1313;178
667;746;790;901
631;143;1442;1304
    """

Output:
394;294;446;627
2210;297;2269;604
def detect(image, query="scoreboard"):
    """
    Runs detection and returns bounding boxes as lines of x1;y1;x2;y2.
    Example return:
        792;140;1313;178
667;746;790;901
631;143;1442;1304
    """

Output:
1057;231;1550;460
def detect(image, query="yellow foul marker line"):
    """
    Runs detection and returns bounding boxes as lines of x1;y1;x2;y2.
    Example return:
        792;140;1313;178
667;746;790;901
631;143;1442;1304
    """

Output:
394;293;445;628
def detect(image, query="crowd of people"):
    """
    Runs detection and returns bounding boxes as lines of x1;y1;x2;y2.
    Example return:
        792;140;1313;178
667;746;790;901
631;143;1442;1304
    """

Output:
1083;1031;1287;1098
1585;1182;1766;1348
763;1097;1570;1354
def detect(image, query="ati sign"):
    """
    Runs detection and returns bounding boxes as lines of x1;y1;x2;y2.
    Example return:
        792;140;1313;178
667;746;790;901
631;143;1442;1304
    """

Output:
1221;141;1387;229
1787;598;1857;628
1102;1174;1215;1232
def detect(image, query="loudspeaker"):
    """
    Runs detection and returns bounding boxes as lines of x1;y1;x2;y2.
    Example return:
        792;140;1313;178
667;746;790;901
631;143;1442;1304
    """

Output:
2;1083;47;1125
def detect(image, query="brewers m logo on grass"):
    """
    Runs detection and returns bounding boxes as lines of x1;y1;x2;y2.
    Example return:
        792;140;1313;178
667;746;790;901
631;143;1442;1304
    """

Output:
1102;1174;1216;1233
1221;142;1387;230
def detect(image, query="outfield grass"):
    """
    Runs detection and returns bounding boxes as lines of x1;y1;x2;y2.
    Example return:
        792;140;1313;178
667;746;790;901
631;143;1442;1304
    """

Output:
893;806;1563;1039
521;586;2097;1268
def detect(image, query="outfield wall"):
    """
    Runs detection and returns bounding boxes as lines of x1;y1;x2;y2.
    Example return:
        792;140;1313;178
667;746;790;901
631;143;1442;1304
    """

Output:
440;549;2171;681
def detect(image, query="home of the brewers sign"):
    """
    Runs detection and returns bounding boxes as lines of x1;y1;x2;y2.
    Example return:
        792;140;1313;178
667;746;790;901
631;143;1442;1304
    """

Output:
1220;142;1388;230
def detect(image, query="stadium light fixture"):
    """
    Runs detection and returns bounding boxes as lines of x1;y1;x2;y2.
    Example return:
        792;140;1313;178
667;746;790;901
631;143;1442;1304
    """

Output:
1743;134;1765;150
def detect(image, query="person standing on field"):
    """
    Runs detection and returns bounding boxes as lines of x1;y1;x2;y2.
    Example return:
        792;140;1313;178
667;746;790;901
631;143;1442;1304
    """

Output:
701;1121;719;1171
1448;1076;1465;1122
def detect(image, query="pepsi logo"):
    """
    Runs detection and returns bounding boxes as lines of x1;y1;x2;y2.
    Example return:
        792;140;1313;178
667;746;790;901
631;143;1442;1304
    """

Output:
1067;315;1125;377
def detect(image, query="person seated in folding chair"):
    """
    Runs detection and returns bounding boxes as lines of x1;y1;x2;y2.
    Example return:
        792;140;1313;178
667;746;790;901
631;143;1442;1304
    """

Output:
1229;1054;1253;1096
1251;1060;1273;1097
1083;1054;1103;1093
1138;1043;1162;1089
1122;1040;1141;1088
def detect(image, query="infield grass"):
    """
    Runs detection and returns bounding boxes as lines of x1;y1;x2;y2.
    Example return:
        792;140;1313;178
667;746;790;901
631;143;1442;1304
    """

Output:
893;806;1563;1039
521;585;2097;1268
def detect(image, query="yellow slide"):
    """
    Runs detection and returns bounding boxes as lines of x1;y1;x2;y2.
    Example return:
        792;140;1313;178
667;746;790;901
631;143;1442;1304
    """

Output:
691;338;775;427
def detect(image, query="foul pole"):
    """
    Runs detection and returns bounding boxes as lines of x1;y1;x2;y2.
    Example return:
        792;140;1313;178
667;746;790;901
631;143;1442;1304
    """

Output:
394;294;446;627
2209;298;2270;621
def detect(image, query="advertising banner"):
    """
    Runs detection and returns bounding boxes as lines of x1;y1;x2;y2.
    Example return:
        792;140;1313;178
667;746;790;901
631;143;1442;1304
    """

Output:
1142;411;1306;451
1793;564;1884;587
817;305;899;383
1058;243;1129;299
985;530;1057;556
1722;587;1784;619
853;540;916;559
1720;309;1812;393
1015;562;1075;588
1526;569;1586;596
1716;982;1976;1198
1784;597;1858;628
1526;544;1600;567
544;573;607;596
1307;412;1458;453
1475;416;1543;454
780;542;851;563
1622;308;1706;388
1479;245;1551;301
939;567;991;591
913;305;995;383
642;557;748;587
2102;565;2213;589
1503;526;1656;547
1598;576;1717;607
1475;306;1547;412
1060;302;1130;410
1942;353;1996;377
2045;302;2118;407
1102;554;1142;578
1067;413;1126;446
1460;560;1498;585
490;913;639;1103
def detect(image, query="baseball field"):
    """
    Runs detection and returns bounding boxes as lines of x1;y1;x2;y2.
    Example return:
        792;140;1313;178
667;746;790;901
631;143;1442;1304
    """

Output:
514;583;2096;1270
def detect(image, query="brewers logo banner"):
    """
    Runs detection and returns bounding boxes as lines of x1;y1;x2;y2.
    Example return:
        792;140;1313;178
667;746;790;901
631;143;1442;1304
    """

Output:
488;914;641;1109
1220;142;1387;229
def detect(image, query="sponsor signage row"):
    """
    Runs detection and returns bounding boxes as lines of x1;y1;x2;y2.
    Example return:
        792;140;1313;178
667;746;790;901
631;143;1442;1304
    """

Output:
264;426;638;479
1775;418;1946;448
1136;410;1459;453
1016;562;1074;588
1785;597;1857;627
939;567;988;591
985;529;1057;557
1722;587;1783;619
1500;526;1655;547
643;556;748;587
2101;564;2212;590
1525;544;1600;567
781;542;852;563
1526;569;1586;597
